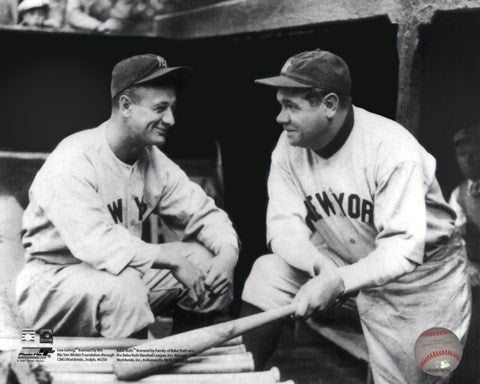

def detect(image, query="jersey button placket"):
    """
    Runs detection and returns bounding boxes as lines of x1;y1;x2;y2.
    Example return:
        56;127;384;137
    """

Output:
125;168;135;229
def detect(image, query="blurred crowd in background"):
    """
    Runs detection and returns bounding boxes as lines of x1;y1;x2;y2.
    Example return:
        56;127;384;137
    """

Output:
0;0;176;34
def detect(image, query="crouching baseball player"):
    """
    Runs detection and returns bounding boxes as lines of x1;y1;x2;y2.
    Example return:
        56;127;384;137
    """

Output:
16;54;239;338
240;49;471;383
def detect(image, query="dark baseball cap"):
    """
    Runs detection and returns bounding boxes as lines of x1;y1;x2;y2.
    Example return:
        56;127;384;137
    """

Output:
111;54;192;98
255;49;351;95
454;125;480;145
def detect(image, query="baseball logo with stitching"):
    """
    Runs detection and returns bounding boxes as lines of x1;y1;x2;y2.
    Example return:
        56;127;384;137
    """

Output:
414;327;463;377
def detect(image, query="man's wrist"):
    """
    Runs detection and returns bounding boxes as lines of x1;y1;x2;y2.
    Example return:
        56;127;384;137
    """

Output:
216;243;239;260
312;255;338;276
151;243;184;270
335;268;346;296
321;266;345;296
337;267;355;294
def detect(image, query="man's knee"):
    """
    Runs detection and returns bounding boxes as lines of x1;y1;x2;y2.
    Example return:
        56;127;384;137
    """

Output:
242;254;299;310
102;268;149;310
98;268;154;337
245;253;289;290
252;253;284;275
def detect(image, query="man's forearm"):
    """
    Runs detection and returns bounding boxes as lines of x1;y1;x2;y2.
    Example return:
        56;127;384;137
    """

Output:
215;243;239;260
271;235;338;277
338;254;417;294
129;242;183;275
144;243;181;270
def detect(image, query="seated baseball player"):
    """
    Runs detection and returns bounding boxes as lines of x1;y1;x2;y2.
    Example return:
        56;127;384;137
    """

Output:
16;54;239;339
240;49;471;383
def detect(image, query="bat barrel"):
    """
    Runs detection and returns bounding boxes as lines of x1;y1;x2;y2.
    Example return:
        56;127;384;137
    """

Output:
222;336;243;346
200;344;246;355
50;366;281;383
45;352;255;374
113;304;295;380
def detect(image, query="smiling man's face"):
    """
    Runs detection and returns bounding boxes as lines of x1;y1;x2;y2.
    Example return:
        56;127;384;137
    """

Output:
275;88;330;150
128;85;177;147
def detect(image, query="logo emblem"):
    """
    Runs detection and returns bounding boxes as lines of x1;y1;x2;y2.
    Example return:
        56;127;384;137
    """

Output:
281;58;294;74
156;56;167;68
21;329;36;342
40;329;53;344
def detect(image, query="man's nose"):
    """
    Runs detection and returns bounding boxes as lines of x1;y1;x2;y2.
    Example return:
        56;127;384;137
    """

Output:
162;107;175;126
276;109;289;125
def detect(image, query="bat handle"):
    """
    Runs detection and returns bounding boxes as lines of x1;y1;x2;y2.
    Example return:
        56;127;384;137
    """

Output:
231;303;297;336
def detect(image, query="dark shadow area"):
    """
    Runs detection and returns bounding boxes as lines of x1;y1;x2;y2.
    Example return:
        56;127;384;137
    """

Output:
0;16;398;313
420;10;480;197
420;10;480;383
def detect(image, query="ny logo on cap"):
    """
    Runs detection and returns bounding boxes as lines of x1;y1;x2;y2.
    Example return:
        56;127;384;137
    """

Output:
281;58;294;74
156;56;167;68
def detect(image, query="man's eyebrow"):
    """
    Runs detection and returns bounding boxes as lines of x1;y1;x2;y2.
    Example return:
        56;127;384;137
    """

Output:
278;97;298;107
153;101;172;108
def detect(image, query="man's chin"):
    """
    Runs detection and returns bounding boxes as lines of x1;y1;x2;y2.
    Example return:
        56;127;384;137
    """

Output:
286;136;305;148
150;136;166;147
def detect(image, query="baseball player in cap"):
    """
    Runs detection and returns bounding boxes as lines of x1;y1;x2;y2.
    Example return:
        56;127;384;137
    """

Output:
240;49;471;383
449;124;480;285
16;54;239;338
448;124;480;381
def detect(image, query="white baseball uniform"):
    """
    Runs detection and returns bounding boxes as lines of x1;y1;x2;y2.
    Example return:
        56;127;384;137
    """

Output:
16;122;239;338
243;106;471;384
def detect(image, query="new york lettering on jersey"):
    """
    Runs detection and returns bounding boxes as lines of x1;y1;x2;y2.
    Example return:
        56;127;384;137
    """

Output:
107;196;148;224
304;190;374;231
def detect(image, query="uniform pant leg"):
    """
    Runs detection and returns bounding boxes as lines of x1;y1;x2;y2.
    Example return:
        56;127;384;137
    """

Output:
357;241;471;384
16;259;154;338
144;241;232;314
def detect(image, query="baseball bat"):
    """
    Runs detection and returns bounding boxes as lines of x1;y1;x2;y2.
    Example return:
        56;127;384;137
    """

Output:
113;303;296;380
222;336;242;346
200;344;246;355
51;367;281;383
168;358;254;374
0;336;243;351
45;359;255;375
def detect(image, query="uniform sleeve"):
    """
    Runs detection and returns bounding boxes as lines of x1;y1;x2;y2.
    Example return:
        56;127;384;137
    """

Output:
449;186;467;228
267;152;339;277
157;161;239;255
39;155;156;276
338;161;426;293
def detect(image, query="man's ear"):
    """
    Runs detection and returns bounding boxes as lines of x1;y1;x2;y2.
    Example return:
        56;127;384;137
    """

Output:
323;93;340;119
119;94;133;117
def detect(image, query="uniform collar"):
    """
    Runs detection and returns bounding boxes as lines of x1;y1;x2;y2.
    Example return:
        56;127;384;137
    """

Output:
315;105;354;159
468;179;480;198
